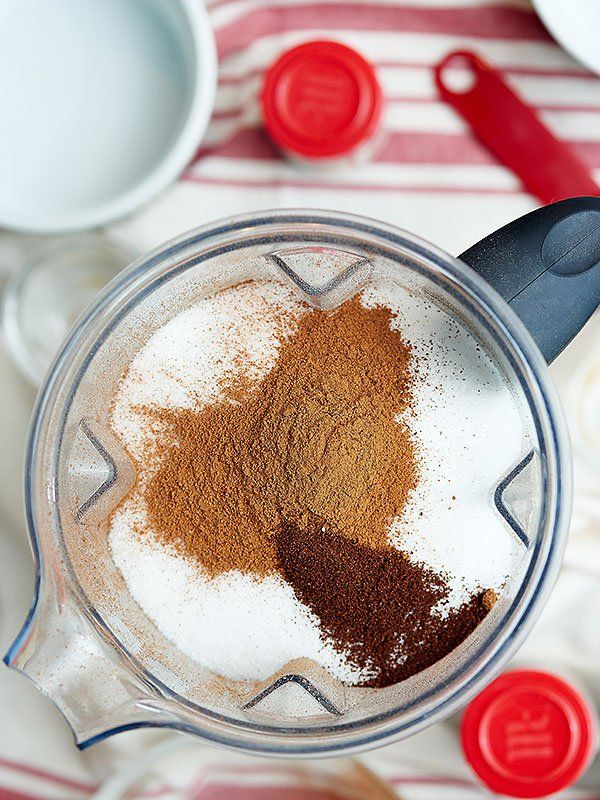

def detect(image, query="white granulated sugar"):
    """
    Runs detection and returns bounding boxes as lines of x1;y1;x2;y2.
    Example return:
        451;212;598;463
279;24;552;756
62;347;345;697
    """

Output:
110;499;367;684
362;280;526;612
109;278;528;685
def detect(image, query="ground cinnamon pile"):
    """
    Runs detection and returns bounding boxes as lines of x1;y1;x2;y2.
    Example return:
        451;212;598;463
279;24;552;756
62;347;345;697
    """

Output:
144;297;417;576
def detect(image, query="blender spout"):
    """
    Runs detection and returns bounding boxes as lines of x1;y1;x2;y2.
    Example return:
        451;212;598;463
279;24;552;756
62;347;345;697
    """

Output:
4;581;162;748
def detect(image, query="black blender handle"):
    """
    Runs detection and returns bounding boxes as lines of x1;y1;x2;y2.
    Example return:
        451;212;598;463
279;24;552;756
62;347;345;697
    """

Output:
459;197;600;363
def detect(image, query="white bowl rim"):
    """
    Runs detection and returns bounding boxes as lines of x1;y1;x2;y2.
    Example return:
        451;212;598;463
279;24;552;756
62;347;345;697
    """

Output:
0;0;217;234
531;0;600;77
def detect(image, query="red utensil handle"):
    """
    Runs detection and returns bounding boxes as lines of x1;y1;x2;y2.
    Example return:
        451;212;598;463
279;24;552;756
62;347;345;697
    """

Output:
435;50;599;204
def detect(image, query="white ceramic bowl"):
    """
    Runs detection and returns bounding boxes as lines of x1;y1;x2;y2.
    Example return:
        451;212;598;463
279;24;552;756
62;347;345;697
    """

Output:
0;0;216;233
532;0;600;76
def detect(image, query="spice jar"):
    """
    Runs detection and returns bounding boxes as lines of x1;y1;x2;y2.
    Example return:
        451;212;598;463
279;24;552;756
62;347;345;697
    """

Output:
260;40;384;165
461;669;599;797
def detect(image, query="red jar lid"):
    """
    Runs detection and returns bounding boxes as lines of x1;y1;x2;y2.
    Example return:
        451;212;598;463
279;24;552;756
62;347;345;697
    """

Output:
261;40;383;159
461;670;597;798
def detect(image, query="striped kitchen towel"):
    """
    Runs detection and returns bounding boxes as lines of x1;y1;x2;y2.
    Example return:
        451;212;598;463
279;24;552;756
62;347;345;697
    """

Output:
114;0;600;259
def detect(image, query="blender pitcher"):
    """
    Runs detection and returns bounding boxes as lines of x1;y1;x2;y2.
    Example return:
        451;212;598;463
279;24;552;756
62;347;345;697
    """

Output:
6;198;600;755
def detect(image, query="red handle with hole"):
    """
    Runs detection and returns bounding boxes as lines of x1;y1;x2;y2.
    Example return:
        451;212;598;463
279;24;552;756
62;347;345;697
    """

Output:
435;50;599;203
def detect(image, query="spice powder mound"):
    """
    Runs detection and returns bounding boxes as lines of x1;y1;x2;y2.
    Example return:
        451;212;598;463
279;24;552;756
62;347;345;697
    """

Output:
144;297;418;575
129;295;495;687
276;520;490;687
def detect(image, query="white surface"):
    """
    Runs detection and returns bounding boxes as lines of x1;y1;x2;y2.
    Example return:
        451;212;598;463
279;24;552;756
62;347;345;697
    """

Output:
0;0;216;232
532;0;600;77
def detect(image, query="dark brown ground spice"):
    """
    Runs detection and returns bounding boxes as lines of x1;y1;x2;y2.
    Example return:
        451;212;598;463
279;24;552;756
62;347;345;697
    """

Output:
276;520;490;687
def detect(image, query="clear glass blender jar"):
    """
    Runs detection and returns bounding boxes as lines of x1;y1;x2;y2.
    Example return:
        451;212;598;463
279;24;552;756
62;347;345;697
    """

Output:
7;204;593;755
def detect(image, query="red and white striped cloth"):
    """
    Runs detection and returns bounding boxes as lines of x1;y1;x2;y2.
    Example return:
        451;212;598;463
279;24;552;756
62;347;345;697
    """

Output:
0;754;501;800
1;747;600;799
3;1;600;798
114;0;600;258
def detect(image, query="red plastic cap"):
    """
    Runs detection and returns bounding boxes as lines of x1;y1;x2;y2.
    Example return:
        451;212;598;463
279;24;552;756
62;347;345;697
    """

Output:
462;670;597;798
261;41;383;159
